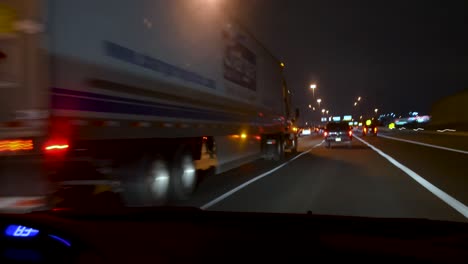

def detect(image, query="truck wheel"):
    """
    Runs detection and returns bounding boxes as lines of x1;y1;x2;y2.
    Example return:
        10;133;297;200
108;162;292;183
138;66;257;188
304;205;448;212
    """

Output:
119;156;170;206
273;137;285;161
290;137;298;154
171;151;197;200
147;158;171;203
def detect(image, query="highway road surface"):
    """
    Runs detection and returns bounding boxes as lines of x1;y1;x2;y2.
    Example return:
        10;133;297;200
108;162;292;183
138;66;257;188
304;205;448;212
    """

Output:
175;129;468;222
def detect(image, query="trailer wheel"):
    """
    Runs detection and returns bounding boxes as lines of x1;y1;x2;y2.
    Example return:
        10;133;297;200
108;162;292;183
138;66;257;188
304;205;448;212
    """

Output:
291;136;298;154
273;136;285;161
171;151;197;200
147;158;171;203
119;155;170;206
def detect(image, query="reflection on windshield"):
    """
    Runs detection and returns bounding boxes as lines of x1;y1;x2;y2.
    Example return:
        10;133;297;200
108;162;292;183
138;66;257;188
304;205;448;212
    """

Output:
0;0;467;224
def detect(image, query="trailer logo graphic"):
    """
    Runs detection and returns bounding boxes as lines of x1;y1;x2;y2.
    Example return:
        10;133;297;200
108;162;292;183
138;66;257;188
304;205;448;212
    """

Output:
223;30;257;91
104;41;216;89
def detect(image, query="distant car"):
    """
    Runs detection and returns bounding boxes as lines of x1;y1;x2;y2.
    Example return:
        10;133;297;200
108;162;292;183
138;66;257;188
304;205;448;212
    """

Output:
362;125;378;136
316;126;325;134
324;122;353;148
300;127;311;136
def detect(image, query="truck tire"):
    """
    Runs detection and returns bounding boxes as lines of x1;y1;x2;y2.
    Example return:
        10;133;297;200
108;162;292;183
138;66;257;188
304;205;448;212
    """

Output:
119;155;170;206
291;137;298;154
171;151;197;200
273;136;285;161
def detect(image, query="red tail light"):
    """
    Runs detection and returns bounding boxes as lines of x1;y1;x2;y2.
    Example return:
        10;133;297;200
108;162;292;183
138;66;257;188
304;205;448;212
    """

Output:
44;139;69;154
324;131;328;137
364;127;367;132
374;127;378;132
348;130;353;137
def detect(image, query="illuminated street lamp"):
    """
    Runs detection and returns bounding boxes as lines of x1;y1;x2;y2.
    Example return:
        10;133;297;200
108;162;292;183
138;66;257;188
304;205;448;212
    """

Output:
317;98;322;108
357;96;361;101
310;84;317;98
308;104;312;108
326;110;329;114
312;107;315;111
354;102;358;106
374;108;378;113
321;109;325;114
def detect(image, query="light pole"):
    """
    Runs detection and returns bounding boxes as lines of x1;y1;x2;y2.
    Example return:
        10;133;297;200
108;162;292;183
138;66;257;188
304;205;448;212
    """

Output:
310;84;317;98
317;98;322;108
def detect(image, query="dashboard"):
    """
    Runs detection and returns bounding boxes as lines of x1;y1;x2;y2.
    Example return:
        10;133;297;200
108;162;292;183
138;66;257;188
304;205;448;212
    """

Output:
0;222;77;263
1;208;467;263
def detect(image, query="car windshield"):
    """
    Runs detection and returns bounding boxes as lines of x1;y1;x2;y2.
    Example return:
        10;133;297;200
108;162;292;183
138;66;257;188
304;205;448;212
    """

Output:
1;0;467;226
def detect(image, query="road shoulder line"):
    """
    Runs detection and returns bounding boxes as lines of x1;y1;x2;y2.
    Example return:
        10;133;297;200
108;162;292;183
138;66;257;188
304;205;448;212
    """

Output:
355;136;468;218
200;142;323;210
378;134;468;155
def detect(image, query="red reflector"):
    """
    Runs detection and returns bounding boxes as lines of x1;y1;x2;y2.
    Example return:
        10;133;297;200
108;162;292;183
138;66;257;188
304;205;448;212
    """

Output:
0;139;33;152
44;139;69;153
45;144;69;151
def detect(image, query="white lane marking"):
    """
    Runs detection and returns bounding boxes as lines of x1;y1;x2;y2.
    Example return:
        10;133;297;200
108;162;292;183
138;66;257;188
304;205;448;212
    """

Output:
200;141;324;210
378;134;468;155
355;136;468;218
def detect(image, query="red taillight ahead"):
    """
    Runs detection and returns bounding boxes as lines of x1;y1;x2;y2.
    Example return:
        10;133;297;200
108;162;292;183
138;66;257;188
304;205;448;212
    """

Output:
374;127;378;132
44;139;69;154
348;130;353;137
324;131;328;137
364;127;367;133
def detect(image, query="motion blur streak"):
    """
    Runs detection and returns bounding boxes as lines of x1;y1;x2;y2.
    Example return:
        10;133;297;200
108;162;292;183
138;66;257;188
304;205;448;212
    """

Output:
378;135;468;155
45;144;69;151
354;136;468;218
0;140;33;152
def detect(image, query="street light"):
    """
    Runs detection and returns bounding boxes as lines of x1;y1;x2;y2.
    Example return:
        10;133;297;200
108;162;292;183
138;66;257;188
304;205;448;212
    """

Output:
374;108;378;113
321;109;325;114
326;110;329;114
317;98;322;108
357;96;361;101
310;84;317;98
312;107;315;111
354;102;357;106
308;104;312;108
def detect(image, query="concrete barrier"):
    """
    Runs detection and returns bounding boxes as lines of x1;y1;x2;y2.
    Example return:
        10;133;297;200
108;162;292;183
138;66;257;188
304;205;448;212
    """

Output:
430;89;468;131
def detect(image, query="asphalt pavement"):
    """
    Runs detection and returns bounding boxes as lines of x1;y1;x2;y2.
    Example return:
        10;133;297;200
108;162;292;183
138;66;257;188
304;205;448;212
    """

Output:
176;129;468;222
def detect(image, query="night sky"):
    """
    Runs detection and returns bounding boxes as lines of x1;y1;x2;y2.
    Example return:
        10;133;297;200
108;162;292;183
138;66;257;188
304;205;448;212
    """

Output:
232;0;468;121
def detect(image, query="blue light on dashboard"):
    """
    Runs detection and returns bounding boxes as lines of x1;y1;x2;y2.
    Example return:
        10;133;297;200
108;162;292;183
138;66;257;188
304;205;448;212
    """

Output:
5;225;39;237
48;234;71;247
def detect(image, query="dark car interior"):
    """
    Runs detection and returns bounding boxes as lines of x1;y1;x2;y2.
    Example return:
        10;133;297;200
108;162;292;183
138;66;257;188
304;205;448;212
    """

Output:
1;208;467;263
